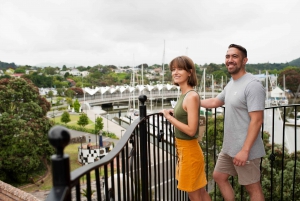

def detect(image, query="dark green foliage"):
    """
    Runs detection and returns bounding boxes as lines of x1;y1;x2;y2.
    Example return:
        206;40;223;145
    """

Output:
0;61;16;70
22;73;53;88
61;111;71;124
65;88;75;98
95;116;104;134
203;116;300;200
0;78;54;184
77;113;89;127
201;115;224;181
56;88;64;96
73;99;80;113
47;90;54;98
289;57;300;67
278;67;300;94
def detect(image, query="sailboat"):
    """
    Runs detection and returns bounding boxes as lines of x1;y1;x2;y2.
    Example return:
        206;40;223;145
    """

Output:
126;69;139;119
161;40;166;110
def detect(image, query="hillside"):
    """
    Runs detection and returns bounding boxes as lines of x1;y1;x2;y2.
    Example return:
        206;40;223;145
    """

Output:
1;57;300;71
289;57;300;67
0;61;17;70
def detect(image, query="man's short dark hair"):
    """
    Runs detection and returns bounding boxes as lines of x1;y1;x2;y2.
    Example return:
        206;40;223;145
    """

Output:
228;44;247;57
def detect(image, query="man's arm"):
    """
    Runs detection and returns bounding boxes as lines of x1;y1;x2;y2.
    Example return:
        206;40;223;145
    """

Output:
201;98;224;108
233;110;264;166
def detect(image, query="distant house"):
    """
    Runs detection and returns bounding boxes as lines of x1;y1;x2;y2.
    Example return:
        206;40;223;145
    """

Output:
59;69;89;77
60;71;68;76
70;68;81;76
25;69;37;75
81;71;89;77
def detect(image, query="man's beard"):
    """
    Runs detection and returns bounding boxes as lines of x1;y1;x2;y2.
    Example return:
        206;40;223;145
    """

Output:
228;66;241;75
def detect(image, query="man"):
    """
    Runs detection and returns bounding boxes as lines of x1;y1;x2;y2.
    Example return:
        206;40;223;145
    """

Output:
201;44;266;201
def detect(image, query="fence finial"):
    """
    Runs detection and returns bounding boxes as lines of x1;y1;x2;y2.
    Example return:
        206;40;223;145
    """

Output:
48;125;70;157
139;95;147;106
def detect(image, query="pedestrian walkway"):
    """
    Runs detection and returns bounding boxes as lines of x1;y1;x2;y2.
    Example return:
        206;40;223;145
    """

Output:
85;108;125;141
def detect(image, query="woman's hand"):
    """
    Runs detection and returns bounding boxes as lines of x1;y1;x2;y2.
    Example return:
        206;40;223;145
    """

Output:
160;109;174;120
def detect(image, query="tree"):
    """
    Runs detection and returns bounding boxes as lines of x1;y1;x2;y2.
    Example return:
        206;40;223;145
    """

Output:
95;116;104;134
64;72;70;78
56;88;64;96
14;68;25;73
212;70;227;83
65;88;75;98
278;67;300;95
44;66;57;75
56;97;62;105
62;65;67;71
206;63;221;74
73;99;81;113
77;114;89;127
61;111;71;124
47;90;54;98
0;78;54;183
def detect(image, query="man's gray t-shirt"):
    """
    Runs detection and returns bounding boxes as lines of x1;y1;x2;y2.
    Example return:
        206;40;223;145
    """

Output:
217;73;266;160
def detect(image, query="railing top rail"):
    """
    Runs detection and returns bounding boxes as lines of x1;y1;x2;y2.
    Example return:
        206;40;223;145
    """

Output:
264;103;300;109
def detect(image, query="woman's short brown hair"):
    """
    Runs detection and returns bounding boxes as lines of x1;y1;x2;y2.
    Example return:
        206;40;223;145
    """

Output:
169;56;198;87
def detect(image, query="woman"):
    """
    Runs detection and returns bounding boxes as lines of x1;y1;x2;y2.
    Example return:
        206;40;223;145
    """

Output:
161;56;211;201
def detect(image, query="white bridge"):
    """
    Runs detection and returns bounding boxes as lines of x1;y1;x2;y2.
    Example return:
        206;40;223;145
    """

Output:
77;84;217;109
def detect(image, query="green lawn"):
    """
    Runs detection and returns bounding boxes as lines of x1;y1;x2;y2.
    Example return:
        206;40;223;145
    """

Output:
54;114;96;130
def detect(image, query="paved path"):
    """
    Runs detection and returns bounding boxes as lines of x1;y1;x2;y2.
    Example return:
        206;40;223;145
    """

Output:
85;108;126;142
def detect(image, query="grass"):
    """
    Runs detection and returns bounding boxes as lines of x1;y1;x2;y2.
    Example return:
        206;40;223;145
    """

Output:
54;114;96;130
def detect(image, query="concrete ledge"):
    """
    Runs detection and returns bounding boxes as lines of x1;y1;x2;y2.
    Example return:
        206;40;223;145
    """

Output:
0;180;40;201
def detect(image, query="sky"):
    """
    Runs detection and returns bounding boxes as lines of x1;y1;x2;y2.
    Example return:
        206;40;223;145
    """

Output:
0;0;300;68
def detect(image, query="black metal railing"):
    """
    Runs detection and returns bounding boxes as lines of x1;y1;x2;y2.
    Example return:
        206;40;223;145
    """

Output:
46;95;300;201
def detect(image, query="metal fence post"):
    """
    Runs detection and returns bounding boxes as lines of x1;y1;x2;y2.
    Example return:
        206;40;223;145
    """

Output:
46;125;71;201
139;95;148;200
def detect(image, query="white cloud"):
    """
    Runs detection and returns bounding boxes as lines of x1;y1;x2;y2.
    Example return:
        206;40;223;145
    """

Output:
0;0;299;67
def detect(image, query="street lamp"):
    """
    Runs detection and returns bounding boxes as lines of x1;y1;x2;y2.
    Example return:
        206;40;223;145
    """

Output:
95;114;98;148
80;136;83;166
107;113;109;134
121;129;125;138
51;96;54;119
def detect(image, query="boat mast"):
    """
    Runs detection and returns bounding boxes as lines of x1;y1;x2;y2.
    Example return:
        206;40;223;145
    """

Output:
266;71;269;106
203;68;206;99
162;40;165;109
142;64;144;85
212;74;214;98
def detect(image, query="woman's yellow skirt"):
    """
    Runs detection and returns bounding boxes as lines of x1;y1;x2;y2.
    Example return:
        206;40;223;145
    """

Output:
175;138;207;192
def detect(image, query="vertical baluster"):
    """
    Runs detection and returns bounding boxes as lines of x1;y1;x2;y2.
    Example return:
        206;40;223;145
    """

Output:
46;125;71;201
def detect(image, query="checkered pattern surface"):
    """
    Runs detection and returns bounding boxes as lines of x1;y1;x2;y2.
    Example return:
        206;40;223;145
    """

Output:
78;147;107;165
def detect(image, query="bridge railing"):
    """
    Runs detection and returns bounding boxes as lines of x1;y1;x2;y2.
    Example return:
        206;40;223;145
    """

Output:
46;95;300;201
